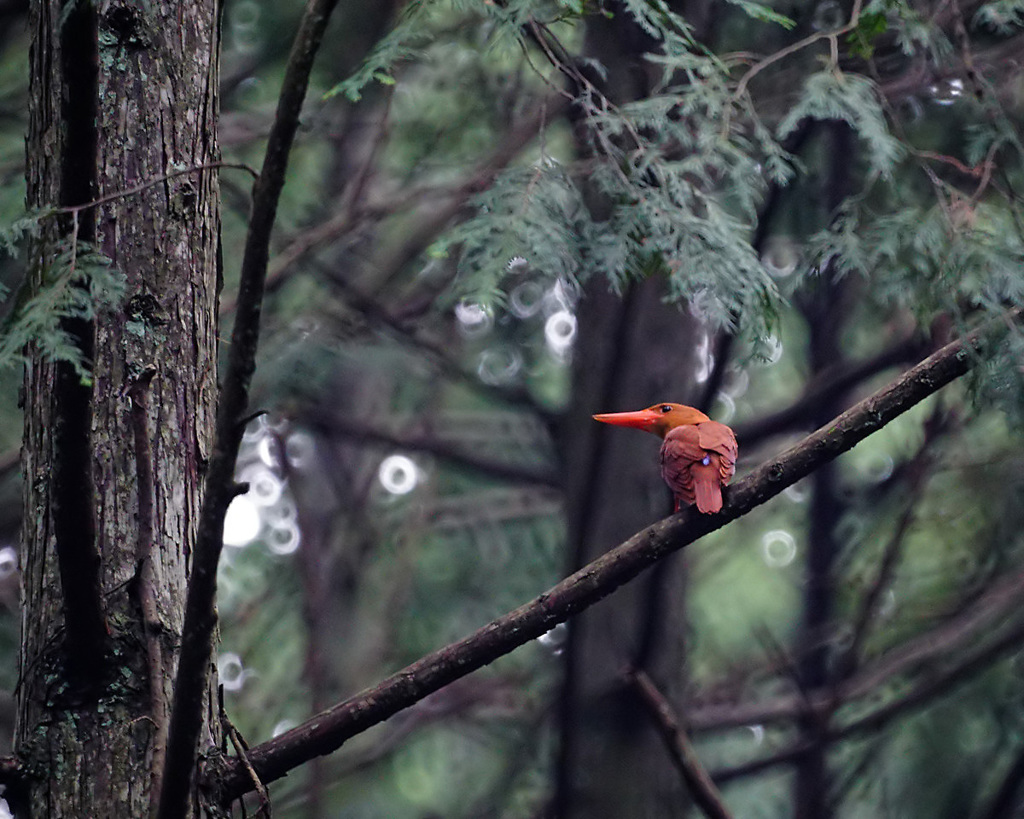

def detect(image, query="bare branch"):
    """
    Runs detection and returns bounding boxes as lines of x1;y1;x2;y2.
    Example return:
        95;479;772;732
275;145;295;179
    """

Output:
689;564;1024;733
310;413;559;488
711;615;1024;785
367;99;561;297
52;161;257;218
214;310;1020;801
628;669;734;819
732;0;861;102
835;404;954;681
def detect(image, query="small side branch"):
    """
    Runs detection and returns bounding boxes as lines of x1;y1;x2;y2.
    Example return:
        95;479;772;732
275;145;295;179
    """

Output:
834;404;952;681
627;669;734;819
688;561;1024;734
53;162;258;219
220;687;271;818
313;414;559;487
157;1;341;818
215;310;1020;801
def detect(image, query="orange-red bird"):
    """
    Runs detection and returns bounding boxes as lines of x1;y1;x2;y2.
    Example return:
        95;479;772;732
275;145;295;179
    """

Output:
593;403;738;514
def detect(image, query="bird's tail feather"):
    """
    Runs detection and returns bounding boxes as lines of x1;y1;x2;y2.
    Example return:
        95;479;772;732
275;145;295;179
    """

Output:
692;474;723;514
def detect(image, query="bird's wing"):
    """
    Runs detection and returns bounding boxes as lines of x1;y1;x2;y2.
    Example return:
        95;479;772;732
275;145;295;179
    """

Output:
697;421;738;484
661;426;704;505
663;424;705;458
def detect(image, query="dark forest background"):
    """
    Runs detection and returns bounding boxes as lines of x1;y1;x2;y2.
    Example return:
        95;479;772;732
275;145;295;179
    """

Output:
2;0;1024;816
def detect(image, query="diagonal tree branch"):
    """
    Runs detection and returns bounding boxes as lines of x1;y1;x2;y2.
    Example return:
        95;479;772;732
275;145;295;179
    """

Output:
688;564;1024;733
709;614;1024;785
684;565;1024;737
309;413;559;487
833;403;953;683
628;669;734;819
212;310;1020;801
157;1;340;817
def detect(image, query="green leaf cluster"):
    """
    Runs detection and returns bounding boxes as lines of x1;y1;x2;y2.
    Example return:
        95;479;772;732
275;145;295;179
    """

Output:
973;0;1024;33
440;161;586;309
778;70;903;178
847;10;888;58
0;223;125;379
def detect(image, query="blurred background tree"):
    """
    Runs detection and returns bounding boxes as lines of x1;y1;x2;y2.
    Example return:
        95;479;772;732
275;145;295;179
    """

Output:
2;0;1024;817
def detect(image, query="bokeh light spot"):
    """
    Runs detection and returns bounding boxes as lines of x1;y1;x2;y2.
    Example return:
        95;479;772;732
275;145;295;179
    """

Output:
0;546;16;578
219;652;248;692
266;522;301;555
761;529;797;567
545;310;577;355
379;454;419;495
223;495;261;547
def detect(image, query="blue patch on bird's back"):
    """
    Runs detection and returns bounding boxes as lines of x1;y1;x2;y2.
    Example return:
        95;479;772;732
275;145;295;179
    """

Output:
701;454;711;466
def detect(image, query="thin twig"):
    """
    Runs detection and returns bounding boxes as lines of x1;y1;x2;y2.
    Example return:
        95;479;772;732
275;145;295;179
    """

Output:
731;331;928;445
834;404;952;682
54;161;257;217
914;149;989;178
627;669;734;819
308;412;558;488
711;614;1024;785
219;93;559;319
732;0;864;104
215;309;1021;801
222;692;271;819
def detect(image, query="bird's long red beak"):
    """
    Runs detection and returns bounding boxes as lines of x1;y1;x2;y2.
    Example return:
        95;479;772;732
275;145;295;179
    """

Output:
592;409;659;430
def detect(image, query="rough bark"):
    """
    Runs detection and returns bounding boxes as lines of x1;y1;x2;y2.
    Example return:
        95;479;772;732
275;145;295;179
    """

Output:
557;278;701;819
18;1;220;816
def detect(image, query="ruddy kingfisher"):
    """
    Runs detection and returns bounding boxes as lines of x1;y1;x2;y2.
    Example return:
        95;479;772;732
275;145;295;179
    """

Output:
593;403;738;514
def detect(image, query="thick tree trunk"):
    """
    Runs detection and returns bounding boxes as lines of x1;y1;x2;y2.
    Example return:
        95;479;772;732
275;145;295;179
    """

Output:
557;278;701;819
17;1;219;815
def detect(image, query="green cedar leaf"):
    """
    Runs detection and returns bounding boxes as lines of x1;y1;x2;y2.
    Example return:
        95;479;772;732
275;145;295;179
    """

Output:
0;236;125;378
973;0;1024;33
777;71;902;177
847;11;889;58
726;0;797;29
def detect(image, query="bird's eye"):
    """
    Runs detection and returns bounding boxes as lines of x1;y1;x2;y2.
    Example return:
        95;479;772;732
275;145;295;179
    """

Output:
660;405;672;413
